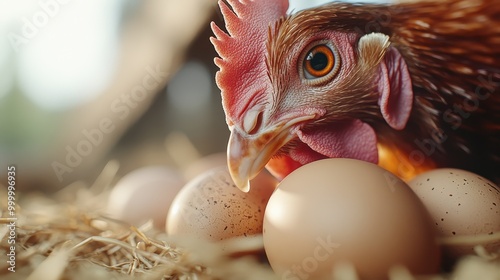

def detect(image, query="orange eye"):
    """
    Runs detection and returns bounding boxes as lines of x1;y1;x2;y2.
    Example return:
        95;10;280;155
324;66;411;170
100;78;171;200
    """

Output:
301;43;340;83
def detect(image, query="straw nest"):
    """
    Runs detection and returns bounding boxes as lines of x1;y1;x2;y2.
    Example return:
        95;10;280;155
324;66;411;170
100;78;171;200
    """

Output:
0;161;499;280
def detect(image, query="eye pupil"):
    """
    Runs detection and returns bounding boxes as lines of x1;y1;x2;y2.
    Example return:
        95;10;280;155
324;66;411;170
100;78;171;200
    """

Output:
307;52;329;71
301;43;340;83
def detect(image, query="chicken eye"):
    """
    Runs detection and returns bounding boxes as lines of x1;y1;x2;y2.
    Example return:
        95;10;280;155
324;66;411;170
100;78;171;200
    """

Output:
301;43;340;84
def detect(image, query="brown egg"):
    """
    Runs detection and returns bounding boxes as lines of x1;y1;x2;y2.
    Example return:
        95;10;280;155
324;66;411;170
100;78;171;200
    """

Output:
166;166;277;241
263;158;440;280
409;168;500;262
106;166;185;228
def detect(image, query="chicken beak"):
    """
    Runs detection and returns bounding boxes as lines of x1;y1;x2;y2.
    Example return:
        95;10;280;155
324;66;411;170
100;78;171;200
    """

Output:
227;127;291;192
226;112;319;192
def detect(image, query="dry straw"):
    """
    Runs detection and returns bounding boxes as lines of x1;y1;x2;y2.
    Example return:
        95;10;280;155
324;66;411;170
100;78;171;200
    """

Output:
0;160;499;279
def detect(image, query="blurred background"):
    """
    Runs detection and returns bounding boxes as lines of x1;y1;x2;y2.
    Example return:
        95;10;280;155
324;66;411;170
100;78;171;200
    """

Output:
0;0;374;192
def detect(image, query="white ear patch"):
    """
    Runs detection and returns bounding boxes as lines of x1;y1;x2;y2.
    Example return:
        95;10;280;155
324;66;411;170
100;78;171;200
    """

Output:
358;32;414;130
358;33;391;68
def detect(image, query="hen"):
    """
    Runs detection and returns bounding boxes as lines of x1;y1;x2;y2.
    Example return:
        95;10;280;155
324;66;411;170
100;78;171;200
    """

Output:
210;0;500;191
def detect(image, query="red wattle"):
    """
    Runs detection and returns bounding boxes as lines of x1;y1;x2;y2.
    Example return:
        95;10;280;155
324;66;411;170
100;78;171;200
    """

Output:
297;119;379;164
265;120;379;180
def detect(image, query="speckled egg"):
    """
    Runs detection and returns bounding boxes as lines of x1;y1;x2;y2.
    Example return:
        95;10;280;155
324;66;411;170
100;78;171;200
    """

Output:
166;166;277;241
409;168;500;261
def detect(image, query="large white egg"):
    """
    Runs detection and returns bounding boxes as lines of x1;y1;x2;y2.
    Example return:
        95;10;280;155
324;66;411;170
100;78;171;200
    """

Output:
263;158;440;280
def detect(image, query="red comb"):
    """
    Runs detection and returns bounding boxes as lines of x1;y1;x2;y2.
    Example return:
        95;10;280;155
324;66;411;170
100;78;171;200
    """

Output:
211;0;289;125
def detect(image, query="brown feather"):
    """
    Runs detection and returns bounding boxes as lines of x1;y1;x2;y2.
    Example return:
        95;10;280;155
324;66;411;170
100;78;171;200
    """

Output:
389;0;499;182
270;0;500;182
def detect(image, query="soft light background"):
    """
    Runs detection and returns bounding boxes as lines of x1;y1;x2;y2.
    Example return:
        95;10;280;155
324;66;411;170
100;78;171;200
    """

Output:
0;0;385;191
